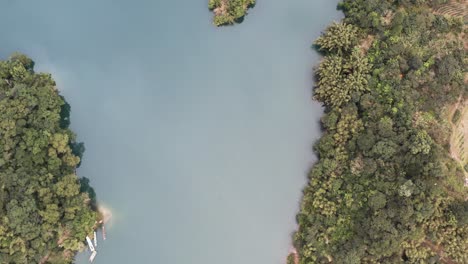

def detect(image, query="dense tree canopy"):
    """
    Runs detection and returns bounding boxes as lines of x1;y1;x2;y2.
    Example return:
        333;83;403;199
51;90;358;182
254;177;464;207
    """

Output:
315;23;361;55
208;0;255;26
0;54;97;263
294;0;467;263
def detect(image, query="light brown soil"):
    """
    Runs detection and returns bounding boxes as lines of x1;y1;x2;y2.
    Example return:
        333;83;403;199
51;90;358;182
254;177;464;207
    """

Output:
39;253;50;264
359;35;375;54
214;0;228;16
289;248;299;264
422;240;457;264
57;228;71;246
447;96;467;186
433;0;468;23
98;204;113;224
381;10;395;26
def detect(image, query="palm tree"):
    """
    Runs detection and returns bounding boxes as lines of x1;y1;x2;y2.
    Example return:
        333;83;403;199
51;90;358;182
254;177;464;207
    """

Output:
315;49;370;107
315;23;360;54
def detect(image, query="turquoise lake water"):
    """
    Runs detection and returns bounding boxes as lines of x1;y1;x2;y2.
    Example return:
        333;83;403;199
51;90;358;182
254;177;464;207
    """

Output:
0;1;341;263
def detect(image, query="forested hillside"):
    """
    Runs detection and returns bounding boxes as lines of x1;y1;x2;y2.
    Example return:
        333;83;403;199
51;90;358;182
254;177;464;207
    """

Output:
0;54;97;263
292;0;467;263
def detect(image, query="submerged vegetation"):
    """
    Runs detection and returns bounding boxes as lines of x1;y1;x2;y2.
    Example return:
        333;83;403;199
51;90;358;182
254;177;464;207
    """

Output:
0;54;98;263
208;0;255;26
293;0;467;263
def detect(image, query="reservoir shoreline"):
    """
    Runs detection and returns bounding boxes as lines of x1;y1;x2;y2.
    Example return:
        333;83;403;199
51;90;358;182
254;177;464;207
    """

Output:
0;1;342;263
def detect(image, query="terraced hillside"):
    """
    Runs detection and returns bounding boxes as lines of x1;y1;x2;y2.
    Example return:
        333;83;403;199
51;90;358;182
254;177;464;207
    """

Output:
448;97;468;188
434;0;468;23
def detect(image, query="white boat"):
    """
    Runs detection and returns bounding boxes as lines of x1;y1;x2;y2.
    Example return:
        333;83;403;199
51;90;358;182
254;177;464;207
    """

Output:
89;250;97;262
102;225;107;240
94;231;97;247
86;236;95;252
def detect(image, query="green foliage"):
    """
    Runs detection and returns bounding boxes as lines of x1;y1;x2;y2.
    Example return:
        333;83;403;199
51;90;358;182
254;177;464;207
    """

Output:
0;54;97;263
314;49;371;107
409;130;433;155
452;109;461;124
315;22;360;54
208;0;220;10
286;253;295;264
208;0;256;26
294;1;468;263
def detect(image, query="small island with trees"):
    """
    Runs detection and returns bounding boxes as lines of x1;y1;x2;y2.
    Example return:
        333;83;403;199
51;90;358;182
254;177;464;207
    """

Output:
289;0;467;263
208;0;256;26
0;53;101;263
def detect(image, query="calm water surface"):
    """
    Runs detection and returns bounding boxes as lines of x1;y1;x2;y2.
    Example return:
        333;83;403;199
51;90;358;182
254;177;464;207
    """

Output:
0;1;341;263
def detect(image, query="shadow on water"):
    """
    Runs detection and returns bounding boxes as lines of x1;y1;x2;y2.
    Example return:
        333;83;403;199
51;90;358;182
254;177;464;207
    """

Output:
60;97;86;168
234;2;256;24
59;97;71;129
80;177;98;210
234;16;245;24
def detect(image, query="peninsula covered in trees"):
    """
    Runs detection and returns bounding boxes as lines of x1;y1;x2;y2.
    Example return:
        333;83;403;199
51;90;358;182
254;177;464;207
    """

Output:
0;54;99;263
208;0;255;26
291;0;467;263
